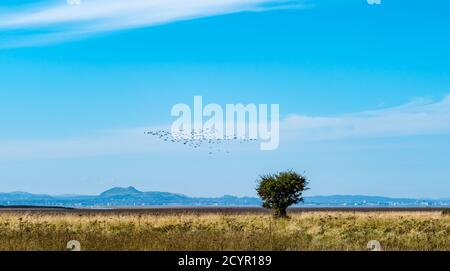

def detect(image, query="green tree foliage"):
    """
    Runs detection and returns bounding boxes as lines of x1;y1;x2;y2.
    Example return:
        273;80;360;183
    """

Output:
256;170;309;218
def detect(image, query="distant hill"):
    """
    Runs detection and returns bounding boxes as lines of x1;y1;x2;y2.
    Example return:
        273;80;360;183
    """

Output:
0;187;448;207
100;186;142;197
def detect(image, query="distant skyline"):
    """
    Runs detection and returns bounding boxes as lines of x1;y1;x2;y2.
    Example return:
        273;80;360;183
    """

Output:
0;0;449;198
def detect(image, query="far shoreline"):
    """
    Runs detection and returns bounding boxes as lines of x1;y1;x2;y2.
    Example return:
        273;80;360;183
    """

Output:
0;205;448;214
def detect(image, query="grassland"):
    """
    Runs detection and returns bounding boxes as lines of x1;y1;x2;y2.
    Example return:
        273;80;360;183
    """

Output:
0;209;448;251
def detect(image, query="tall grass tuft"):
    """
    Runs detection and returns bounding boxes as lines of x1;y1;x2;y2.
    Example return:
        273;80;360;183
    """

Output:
0;211;448;251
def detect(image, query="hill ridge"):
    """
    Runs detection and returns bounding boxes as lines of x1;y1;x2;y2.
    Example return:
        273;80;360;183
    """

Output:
0;187;448;207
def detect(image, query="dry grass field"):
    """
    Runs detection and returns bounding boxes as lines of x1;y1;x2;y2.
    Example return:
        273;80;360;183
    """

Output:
0;209;448;251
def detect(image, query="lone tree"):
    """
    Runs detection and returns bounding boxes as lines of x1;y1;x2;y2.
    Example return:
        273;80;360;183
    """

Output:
256;170;309;218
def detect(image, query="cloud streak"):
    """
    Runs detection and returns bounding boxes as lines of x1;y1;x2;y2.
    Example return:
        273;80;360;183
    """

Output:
1;95;450;160
284;95;450;141
0;0;303;47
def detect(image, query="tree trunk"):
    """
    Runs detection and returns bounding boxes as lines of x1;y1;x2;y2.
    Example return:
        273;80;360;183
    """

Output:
274;207;287;218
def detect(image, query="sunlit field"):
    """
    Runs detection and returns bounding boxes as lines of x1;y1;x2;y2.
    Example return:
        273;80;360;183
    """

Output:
0;210;448;251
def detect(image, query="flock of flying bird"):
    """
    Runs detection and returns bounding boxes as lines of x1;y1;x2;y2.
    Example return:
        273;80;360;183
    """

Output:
145;128;257;154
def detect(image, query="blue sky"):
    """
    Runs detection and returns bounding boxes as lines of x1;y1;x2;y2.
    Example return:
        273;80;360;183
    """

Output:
0;0;449;198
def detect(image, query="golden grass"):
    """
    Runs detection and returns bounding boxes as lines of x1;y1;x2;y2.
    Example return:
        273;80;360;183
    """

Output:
0;211;448;251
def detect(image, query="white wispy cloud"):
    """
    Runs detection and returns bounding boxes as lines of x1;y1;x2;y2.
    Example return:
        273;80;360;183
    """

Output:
283;95;450;141
1;95;450;160
0;126;187;161
0;0;304;47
